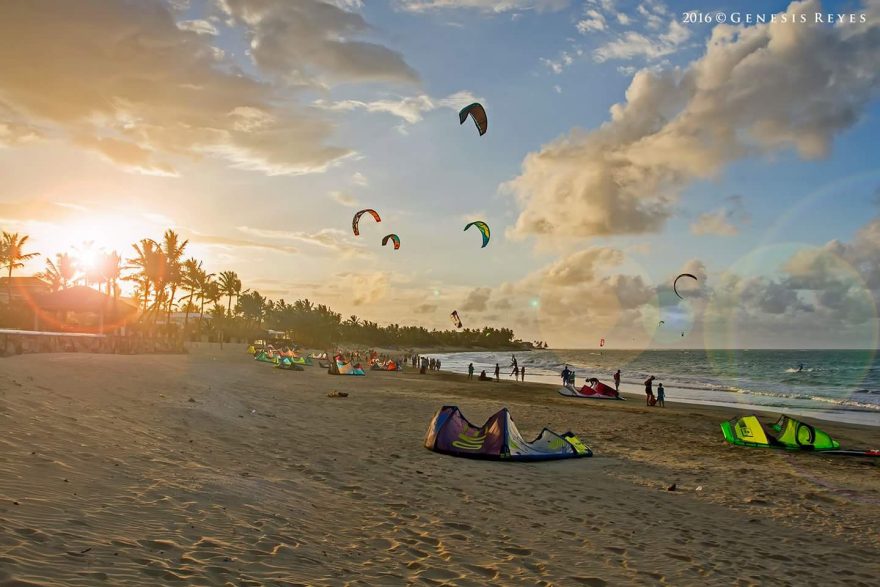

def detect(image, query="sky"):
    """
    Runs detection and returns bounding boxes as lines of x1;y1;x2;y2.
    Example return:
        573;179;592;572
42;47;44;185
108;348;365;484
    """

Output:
1;0;879;348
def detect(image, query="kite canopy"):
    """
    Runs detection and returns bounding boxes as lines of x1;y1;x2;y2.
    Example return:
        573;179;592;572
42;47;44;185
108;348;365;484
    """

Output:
450;310;463;329
721;415;839;451
329;356;366;376
464;221;490;248
352;209;381;236
673;273;698;299
254;350;278;364
424;405;592;461
558;379;622;400
458;103;487;136
382;233;400;250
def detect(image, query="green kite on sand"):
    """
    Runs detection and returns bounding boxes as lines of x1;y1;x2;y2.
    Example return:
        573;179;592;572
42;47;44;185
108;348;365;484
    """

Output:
721;414;879;456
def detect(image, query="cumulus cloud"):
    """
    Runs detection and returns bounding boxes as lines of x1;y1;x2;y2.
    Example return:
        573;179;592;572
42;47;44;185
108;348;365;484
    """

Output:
397;0;569;13
345;272;390;305
507;0;880;239
220;0;418;86
690;195;750;237
0;0;353;175
460;287;492;311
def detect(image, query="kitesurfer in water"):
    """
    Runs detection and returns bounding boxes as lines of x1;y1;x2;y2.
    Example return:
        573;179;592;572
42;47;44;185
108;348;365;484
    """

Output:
798;363;804;372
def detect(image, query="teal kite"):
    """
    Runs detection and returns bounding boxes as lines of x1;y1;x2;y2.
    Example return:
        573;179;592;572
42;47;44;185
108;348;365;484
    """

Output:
382;233;400;250
464;221;490;248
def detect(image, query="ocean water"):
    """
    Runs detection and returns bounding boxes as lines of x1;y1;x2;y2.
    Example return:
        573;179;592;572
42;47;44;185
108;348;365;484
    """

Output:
432;349;880;426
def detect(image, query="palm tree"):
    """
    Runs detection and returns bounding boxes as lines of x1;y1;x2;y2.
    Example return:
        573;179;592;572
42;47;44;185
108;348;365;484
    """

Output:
196;274;219;333
179;258;204;331
98;251;122;298
38;253;77;292
126;238;166;318
161;230;188;325
217;270;243;317
1;232;40;304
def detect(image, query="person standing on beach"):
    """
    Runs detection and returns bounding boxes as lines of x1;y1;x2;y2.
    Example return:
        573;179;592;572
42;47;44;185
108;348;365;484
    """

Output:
561;364;571;385
468;363;474;379
494;363;500;382
644;376;656;406
511;365;519;380
613;369;621;392
521;366;526;382
656;383;665;407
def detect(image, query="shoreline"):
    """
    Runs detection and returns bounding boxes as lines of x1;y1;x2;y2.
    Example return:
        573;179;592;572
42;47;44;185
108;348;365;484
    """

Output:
427;349;880;427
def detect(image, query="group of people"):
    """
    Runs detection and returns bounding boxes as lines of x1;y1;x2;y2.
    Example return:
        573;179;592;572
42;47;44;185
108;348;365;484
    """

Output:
467;355;527;382
643;375;665;407
558;365;666;406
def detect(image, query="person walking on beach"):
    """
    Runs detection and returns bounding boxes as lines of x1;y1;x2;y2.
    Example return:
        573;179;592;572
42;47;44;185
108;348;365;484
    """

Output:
468;363;474;379
656;383;665;407
511;364;519;380
644;376;656;406
511;355;518;371
521;366;526;382
494;363;500;382
613;369;621;392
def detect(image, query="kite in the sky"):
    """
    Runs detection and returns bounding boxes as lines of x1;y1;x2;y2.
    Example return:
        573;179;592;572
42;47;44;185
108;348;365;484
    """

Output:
599;338;605;347
352;209;381;236
673;273;698;300
381;234;400;250
450;310;463;329
658;320;665;326
464;221;490;248
459;103;488;136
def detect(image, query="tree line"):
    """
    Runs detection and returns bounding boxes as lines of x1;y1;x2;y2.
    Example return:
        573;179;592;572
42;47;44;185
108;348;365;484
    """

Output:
0;229;534;349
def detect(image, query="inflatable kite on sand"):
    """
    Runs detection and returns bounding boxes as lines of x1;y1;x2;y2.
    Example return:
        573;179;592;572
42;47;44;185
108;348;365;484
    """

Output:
721;414;879;456
424;406;592;461
558;379;623;400
328;356;366;376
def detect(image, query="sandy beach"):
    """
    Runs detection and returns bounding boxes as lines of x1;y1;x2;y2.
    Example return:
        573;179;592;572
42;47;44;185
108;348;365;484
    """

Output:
1;346;879;586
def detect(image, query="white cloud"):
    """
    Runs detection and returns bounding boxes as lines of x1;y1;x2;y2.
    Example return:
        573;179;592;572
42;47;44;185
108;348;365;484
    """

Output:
176;19;219;35
313;91;480;125
351;172;369;186
396;0;569;13
220;0;418;86
576;9;607;33
0;0;361;176
690;195;749;237
508;0;880;239
330;191;359;207
593;20;690;62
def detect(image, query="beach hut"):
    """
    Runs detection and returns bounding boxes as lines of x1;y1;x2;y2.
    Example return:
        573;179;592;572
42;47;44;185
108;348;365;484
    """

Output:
34;286;138;334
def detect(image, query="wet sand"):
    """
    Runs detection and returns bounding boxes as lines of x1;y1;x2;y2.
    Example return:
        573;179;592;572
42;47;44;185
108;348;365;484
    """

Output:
1;345;878;585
